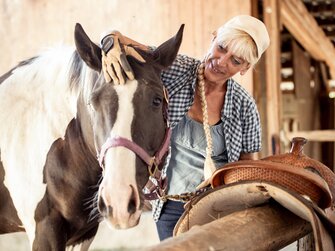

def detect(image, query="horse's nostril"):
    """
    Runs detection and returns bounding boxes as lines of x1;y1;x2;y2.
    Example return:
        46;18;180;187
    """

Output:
128;198;136;214
107;206;113;217
98;196;106;214
128;185;137;214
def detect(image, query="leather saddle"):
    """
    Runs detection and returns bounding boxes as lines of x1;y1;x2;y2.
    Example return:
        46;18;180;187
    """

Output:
174;137;335;250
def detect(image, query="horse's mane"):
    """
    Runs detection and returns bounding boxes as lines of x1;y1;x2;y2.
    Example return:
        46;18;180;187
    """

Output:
1;45;101;99
0;57;37;85
0;45;91;142
1;46;79;86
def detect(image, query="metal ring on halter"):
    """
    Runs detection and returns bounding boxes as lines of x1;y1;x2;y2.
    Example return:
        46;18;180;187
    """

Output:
157;192;168;202
163;87;169;104
148;157;159;177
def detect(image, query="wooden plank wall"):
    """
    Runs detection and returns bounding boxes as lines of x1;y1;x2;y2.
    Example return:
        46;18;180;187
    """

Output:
1;0;271;152
0;0;251;92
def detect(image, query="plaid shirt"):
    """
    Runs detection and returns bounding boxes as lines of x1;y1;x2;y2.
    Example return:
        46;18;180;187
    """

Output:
151;54;262;221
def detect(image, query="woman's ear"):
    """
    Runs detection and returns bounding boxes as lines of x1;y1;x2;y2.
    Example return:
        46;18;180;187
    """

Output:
240;64;251;75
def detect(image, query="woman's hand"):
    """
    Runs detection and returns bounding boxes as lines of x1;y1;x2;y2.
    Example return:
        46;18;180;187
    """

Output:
101;31;145;84
239;152;257;160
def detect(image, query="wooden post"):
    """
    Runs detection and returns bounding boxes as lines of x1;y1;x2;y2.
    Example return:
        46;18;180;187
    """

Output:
263;0;282;155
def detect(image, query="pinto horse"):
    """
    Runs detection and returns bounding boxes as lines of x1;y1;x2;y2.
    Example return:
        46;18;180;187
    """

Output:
0;23;183;250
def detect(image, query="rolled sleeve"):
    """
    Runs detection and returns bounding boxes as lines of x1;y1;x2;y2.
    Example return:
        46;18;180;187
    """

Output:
241;102;262;152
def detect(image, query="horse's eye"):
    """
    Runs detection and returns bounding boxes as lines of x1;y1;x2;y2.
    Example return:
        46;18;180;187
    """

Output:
153;97;163;107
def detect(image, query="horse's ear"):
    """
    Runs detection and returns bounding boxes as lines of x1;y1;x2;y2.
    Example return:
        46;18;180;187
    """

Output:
74;23;102;72
152;24;184;68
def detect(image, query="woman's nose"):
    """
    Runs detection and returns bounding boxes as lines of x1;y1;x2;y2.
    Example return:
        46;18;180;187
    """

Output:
218;55;229;66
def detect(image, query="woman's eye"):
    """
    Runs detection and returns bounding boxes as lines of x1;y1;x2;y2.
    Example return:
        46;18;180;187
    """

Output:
232;57;242;65
218;45;226;52
153;97;162;107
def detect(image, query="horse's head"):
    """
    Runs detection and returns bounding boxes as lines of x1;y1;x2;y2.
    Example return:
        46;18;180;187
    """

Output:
74;23;183;229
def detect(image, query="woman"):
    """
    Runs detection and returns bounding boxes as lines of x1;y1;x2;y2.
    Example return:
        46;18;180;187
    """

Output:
101;15;270;240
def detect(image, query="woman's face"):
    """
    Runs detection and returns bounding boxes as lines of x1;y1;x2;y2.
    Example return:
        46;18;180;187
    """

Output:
204;39;250;84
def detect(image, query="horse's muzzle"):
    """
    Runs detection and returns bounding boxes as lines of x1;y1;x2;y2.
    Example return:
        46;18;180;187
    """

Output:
97;186;142;229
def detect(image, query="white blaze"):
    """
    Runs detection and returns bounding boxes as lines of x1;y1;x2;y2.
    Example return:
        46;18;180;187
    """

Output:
101;80;140;228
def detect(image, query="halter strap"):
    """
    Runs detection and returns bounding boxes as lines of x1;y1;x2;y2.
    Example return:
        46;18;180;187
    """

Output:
98;128;171;168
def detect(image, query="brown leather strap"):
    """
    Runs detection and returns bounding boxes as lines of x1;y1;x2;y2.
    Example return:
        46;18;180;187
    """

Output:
210;160;333;208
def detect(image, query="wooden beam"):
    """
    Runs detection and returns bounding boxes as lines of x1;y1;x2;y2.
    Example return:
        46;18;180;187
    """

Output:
284;130;335;142
263;0;282;155
281;0;335;80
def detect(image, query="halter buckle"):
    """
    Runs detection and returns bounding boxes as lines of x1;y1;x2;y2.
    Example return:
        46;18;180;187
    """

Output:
148;157;159;177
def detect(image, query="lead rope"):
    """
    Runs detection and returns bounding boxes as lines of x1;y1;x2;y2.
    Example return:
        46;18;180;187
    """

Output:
157;62;214;202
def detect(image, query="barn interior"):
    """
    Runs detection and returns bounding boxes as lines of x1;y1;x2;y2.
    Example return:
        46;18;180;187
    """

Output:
0;0;334;250
255;0;335;170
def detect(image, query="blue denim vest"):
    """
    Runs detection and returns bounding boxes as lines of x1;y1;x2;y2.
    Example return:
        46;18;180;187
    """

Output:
167;114;228;195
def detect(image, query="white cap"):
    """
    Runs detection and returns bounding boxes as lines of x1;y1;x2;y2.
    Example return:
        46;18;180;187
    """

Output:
222;15;270;59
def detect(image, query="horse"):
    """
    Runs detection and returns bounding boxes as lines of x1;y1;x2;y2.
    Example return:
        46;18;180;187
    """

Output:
0;23;183;250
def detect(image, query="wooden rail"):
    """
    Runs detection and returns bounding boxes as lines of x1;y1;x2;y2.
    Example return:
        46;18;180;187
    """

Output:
142;203;311;251
284;130;335;142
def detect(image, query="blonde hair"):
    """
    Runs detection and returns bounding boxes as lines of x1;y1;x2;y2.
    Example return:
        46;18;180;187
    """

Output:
216;27;258;65
197;63;216;181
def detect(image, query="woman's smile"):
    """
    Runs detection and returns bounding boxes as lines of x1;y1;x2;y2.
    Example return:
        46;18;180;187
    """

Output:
211;60;227;74
204;60;229;83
